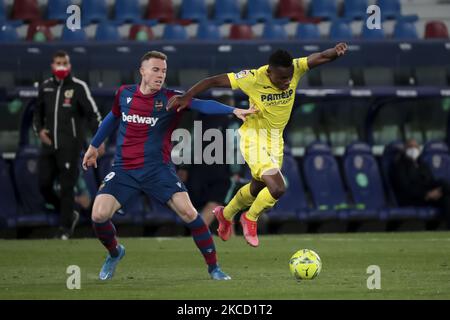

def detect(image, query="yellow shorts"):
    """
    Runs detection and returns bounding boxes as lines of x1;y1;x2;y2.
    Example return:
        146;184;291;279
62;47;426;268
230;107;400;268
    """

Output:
239;131;283;181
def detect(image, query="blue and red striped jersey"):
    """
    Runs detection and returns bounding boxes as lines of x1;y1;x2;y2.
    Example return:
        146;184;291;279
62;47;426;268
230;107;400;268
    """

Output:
111;84;185;170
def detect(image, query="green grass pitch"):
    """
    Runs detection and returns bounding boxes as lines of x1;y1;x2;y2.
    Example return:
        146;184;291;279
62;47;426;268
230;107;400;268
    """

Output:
1;232;449;299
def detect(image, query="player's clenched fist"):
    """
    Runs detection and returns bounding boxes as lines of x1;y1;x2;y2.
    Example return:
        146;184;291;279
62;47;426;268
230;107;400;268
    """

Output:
335;43;348;56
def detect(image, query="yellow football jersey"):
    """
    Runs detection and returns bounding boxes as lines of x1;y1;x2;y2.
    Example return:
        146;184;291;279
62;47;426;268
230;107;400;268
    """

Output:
227;57;309;136
227;57;309;180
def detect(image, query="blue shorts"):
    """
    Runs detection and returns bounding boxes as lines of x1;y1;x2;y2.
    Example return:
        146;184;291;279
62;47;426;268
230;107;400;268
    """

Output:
97;164;187;207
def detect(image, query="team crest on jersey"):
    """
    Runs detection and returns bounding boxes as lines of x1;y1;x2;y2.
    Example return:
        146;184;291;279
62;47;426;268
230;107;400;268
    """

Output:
235;70;250;79
155;99;164;111
63;89;74;107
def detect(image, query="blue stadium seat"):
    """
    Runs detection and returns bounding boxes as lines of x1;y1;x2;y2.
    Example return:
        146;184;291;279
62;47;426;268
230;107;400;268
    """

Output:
47;0;73;21
61;27;87;41
267;148;309;221
0;0;5;22
180;0;208;21
393;20;418;40
82;167;99;200
163;24;188;40
361;25;385;39
196;21;221;40
380;141;404;206
214;0;241;23
82;0;108;25
329;20;352;40
302;142;345;221
97;150;115;181
421;140;450;183
310;0;337;20
0;158;17;228
0;24;19;42
247;0;273;22
377;0;401;20
343;0;368;20
262;22;288;40
95;22;121;41
13;146;49;227
296;23;320;40
114;0;142;23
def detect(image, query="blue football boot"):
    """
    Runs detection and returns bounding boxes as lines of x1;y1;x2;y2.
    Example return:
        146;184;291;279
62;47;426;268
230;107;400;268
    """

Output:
209;266;231;280
99;244;126;280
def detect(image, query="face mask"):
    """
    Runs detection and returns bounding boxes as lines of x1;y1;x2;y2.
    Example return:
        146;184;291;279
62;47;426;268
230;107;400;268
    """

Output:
52;65;71;80
406;147;420;161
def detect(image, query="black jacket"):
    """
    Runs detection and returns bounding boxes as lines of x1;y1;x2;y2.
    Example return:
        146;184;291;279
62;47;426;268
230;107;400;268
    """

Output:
33;74;102;151
391;152;438;206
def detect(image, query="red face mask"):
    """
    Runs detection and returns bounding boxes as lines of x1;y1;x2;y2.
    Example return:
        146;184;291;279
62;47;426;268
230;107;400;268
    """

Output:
52;65;71;80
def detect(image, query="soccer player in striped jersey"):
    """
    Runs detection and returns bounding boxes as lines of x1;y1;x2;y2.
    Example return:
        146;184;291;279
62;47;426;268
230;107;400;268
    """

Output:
82;51;256;281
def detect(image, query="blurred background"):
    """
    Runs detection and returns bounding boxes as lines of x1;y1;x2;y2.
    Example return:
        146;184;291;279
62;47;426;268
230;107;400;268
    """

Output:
1;0;450;238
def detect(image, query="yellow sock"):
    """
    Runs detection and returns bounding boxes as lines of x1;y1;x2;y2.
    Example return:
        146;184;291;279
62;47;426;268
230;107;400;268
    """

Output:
246;187;278;221
223;183;256;221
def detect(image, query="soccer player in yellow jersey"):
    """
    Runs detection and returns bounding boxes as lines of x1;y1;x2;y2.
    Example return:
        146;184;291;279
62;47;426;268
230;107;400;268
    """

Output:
168;43;348;247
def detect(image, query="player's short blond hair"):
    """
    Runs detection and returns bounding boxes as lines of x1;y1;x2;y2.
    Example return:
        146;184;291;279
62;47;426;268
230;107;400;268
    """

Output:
141;51;167;63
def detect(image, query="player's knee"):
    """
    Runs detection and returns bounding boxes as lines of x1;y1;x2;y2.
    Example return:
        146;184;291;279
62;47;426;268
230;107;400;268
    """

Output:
91;205;113;223
179;208;198;222
269;183;286;200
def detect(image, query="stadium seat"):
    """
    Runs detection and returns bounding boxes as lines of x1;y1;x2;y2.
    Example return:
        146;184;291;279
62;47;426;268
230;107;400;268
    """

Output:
377;0;401;20
302;142;346;221
415;66;448;86
13;146;50;226
262;22;288;40
363;67;394;86
320;68;351;86
267;148;309;221
0;24;19;42
421;140;450;183
162;24;188;40
343;0;368;20
0;0;5;21
129;24;154;41
0;158;17;228
47;0;73;21
342;142;385;220
115;0;142;23
12;0;41;21
361;25;385;40
26;22;53;42
180;0;207;21
393;20;418;40
380;141;404;206
146;0;175;22
81;0;108;25
329;20;352;40
61;27;87;41
97;150;115;181
95;22;121;41
246;0;273;22
296;23;320;40
277;0;306;21
229;24;253;39
425;21;449;39
214;0;241;23
196;21;221;40
310;0;337;20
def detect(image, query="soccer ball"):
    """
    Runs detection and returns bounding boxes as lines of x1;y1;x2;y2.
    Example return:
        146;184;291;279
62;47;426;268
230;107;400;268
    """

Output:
289;249;322;280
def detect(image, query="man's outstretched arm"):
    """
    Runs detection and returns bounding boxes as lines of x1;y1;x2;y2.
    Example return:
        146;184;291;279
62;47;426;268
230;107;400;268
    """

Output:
307;42;348;69
167;74;231;112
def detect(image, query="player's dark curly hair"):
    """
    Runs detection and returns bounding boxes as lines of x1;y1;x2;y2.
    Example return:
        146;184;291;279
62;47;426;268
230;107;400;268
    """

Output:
268;49;293;68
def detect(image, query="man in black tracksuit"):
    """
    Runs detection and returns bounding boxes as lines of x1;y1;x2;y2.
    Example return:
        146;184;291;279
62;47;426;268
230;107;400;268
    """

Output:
33;50;103;239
